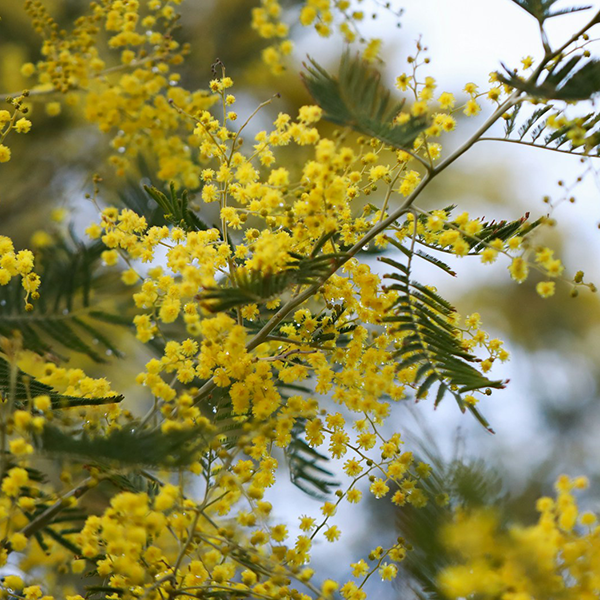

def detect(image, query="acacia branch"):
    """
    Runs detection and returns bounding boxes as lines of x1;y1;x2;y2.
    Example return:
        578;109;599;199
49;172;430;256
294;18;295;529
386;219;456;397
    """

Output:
193;95;520;405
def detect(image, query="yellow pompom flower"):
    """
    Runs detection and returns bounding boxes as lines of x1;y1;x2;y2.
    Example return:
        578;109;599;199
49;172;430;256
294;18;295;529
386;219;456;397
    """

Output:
464;99;481;116
509;257;529;283
536;281;555;298
15;118;32;133
10;532;28;552
0;144;11;163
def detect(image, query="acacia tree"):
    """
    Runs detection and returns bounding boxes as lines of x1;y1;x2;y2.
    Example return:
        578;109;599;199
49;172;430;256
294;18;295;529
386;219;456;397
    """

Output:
0;1;599;599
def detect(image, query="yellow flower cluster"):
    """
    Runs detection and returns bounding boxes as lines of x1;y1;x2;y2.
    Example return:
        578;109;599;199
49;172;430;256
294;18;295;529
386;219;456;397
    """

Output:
0;93;33;164
10;0;220;187
251;0;293;75
252;0;396;73
439;476;600;600
393;207;589;299
0;235;40;308
1;3;598;600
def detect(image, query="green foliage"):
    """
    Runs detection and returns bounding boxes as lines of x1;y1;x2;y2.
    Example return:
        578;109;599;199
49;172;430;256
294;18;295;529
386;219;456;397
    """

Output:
144;182;209;232
503;102;523;138
0;355;123;409
197;250;343;313
504;103;600;155
310;303;356;347
396;457;505;599
505;105;600;157
0;236;127;362
98;470;162;497
380;237;505;430
498;54;600;101
23;504;87;556
517;106;553;140
415;208;541;256
37;423;211;468
544;110;600;152
285;419;339;499
302;52;429;149
508;0;592;23
118;179;169;228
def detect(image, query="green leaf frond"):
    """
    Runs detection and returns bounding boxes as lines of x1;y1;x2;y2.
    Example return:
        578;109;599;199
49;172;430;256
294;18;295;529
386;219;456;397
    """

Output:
517;106;553;140
411;209;541;256
380;239;505;429
144;183;209;232
118;179;169;228
251;304;355;354
504;102;523;137
101;471;162;496
503;103;600;156
302;52;429;149
208;386;246;448
24;508;87;556
509;0;592;23
310;303;356;347
197;251;343;313
0;235;129;362
286;419;339;499
498;55;600;101
395;457;505;599
0;355;123;409
467;215;541;254
0;453;47;484
37;423;210;468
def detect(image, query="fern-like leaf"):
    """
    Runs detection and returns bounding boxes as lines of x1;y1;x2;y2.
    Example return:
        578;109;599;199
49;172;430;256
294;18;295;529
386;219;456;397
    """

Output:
498;55;600;101
504;103;522;137
302;52;429;149
411;210;541;257
118;179;168;228
396;457;505;600
0;355;123;409
0;236;128;362
37;424;210;468
286;420;339;499
509;0;591;22
380;239;505;429
197;252;342;313
517;106;552;140
144;183;209;232
468;214;541;253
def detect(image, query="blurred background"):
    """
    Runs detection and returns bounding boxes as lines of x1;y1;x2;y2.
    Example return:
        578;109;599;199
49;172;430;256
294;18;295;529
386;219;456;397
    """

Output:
2;0;600;597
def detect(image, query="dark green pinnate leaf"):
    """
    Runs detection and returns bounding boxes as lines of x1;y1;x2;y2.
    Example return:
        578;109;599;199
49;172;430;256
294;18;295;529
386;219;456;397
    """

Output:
0;355;123;409
0;452;47;483
518;106;552;140
407;209;540;257
39;525;82;555
469;214;542;254
504;102;522;137
144;183;209;232
395;457;505;600
117;171;169;228
37;423;211;468
286;420;339;499
302;52;429;149
380;243;505;428
197;252;343;313
498;55;600;101
0;236;127;362
509;0;591;22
